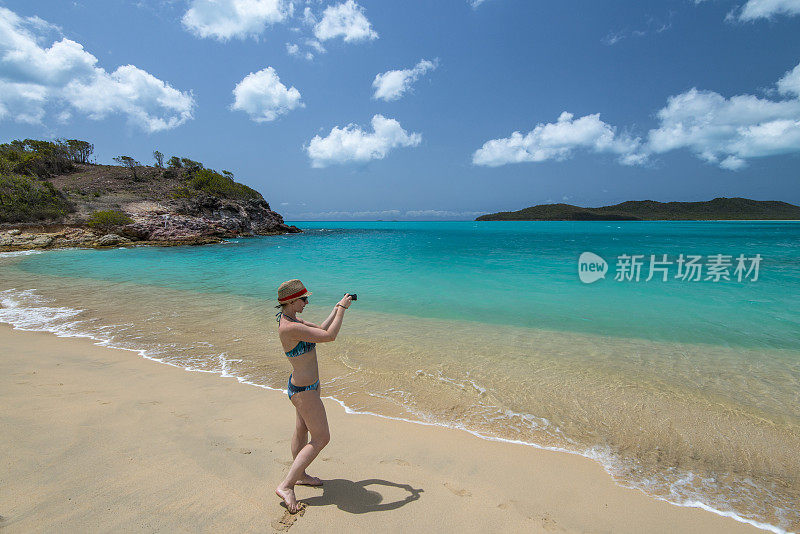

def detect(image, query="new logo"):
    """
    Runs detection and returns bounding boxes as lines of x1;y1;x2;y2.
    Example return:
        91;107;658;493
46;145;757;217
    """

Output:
578;252;607;284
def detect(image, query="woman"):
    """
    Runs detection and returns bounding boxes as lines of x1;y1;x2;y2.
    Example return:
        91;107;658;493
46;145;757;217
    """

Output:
273;279;353;513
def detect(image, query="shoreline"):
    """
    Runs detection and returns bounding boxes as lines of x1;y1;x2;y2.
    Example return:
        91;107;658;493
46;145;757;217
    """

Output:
0;323;768;533
0;225;297;253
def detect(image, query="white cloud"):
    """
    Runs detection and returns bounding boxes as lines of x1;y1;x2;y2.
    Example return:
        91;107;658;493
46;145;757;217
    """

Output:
469;0;490;7
472;112;644;167
305;39;326;53
602;31;626;46
302;6;316;26
0;7;194;131
231;67;303;122
290;209;486;220
295;209;402;219
778;62;800;96
404;210;487;218
372;59;438;102
306;114;421;167
720;156;747;170
182;0;291;40
602;14;673;46
286;42;300;56
286;39;324;60
738;0;800;20
474;61;800;171
313;0;377;43
63;65;195;132
0;81;48;123
646;62;800;169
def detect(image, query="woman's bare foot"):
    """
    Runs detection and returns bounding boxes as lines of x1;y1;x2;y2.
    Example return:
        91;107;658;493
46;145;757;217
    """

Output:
275;486;300;513
296;474;323;487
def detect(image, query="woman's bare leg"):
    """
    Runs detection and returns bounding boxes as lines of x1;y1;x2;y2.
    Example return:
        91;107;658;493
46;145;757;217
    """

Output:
291;408;308;459
276;391;330;512
291;408;321;485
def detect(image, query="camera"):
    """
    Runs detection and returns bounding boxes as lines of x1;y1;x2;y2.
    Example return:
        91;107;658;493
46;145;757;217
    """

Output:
344;293;358;301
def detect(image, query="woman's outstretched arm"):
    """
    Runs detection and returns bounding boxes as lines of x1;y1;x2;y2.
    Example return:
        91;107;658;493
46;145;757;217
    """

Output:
319;306;339;330
288;295;352;343
297;300;346;330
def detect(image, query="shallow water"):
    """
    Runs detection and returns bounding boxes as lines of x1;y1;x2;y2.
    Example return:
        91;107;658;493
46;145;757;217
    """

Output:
1;221;798;532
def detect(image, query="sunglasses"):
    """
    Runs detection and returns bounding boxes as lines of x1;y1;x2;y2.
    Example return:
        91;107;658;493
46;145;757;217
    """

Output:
299;296;308;303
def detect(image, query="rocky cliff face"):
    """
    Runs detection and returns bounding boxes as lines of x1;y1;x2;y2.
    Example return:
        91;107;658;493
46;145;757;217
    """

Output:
0;164;300;251
176;195;296;235
119;195;299;243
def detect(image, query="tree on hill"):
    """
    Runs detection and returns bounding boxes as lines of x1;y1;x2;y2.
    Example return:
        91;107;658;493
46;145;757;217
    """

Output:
180;157;203;175
113;155;141;181
0;139;75;178
59;139;94;164
153;150;164;168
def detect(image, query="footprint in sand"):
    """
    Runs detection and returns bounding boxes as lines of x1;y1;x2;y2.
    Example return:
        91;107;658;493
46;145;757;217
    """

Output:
226;447;252;454
215;417;232;422
533;512;561;532
274;459;294;467
442;482;471;497
497;499;519;511
271;504;306;531
320;456;339;462
379;458;411;466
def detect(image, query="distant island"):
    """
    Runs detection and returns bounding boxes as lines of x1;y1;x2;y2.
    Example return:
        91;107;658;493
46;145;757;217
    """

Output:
0;138;299;251
476;198;800;221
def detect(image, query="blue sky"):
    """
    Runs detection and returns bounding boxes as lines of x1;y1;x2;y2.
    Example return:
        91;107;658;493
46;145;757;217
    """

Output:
1;0;799;220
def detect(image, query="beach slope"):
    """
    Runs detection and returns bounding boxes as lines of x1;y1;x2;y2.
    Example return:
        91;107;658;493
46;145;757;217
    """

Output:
0;325;761;533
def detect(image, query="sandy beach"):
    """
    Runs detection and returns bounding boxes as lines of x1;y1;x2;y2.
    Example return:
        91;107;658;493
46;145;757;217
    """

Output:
0;324;764;533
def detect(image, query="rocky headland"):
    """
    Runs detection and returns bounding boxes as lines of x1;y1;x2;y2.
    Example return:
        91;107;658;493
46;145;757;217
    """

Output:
0;140;300;251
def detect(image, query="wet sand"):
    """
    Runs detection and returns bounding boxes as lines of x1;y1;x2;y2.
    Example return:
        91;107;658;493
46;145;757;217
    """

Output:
0;324;763;533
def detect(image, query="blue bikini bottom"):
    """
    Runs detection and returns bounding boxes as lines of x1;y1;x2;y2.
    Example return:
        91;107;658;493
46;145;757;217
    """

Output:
287;373;320;399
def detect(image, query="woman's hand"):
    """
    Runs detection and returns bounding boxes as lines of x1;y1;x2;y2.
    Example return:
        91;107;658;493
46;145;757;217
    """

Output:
338;294;353;309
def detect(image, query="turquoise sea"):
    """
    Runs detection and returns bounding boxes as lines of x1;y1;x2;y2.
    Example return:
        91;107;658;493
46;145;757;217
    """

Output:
1;221;798;532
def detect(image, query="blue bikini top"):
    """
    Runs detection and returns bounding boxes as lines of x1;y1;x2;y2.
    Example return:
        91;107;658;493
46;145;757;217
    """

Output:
277;312;316;357
285;340;315;357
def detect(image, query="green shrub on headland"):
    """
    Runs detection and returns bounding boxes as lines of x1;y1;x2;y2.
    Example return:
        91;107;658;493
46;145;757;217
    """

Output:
0;138;86;222
0;174;74;222
0;138;93;178
160;152;262;201
186;168;262;200
87;210;133;231
170;167;262;201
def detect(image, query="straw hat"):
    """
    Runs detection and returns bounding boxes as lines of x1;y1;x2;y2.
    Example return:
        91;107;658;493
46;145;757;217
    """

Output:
277;279;312;304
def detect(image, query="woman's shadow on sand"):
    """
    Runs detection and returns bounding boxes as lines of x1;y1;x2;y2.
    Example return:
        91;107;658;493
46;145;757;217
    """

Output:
300;478;423;513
